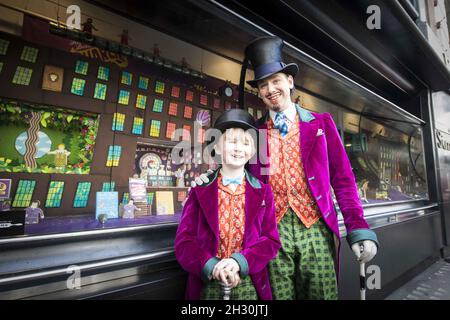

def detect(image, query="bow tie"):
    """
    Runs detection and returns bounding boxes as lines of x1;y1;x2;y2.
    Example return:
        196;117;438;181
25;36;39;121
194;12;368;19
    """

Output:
222;176;243;186
274;112;288;137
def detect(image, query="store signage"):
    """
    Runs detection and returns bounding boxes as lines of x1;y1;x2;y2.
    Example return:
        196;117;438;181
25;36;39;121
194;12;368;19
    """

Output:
436;129;450;151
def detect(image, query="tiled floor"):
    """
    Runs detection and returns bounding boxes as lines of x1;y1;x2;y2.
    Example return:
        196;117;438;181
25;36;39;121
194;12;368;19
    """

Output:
386;259;450;300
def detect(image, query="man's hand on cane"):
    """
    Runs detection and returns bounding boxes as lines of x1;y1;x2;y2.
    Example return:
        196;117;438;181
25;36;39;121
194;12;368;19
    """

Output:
351;240;377;263
212;258;241;288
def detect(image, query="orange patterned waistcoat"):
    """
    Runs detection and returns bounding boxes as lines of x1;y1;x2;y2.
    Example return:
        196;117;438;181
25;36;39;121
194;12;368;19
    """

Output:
216;175;246;259
268;114;321;228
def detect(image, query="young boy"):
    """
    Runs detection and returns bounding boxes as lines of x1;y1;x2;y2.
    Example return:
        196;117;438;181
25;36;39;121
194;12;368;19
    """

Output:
175;108;281;300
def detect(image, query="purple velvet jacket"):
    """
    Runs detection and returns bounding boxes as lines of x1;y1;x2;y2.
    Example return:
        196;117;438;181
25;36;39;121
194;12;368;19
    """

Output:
175;170;281;300
248;105;379;275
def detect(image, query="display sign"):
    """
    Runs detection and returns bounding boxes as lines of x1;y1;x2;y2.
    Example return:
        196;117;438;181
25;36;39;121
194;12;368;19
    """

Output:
155;191;174;215
95;192;119;219
0;179;11;199
129;178;147;203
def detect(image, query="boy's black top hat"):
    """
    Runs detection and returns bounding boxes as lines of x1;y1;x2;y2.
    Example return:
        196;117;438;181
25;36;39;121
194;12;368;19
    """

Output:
245;36;298;88
213;108;258;133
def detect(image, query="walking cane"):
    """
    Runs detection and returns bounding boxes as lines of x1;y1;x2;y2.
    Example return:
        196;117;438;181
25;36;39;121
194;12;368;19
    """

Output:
221;282;231;300
359;244;366;300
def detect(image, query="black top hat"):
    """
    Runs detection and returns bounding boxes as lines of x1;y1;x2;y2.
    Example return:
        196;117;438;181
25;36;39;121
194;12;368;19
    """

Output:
244;36;298;88
213;108;258;133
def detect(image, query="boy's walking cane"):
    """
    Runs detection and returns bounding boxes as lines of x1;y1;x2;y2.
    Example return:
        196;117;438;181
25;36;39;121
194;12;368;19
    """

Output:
359;244;366;300
221;282;231;300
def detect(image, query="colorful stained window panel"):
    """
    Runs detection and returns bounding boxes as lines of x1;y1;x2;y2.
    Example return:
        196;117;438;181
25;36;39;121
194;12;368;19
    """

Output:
12;180;36;207
138;76;149;90
75;60;88;75
153;99;163;112
73;182;91;208
45;181;65;208
71;77;86;95
183;125;191;141
118;90;130;105
168;102;178;116
185;90;194;102
166;122;176;139
147;192;154;205
122;192;129;204
136;94;147;109
149;120;161;137
155;81;165;94
112;113;125;131
198;128;205;144
121;71;132;85
0;39;9;55
213;98;220;109
184;106;192;119
171;86;180;98
20;46;39;63
132;117;144;135
97;66;109;81
106;145;122;167
93;83;107;100
200;94;208;106
12;66;33;86
102;182;116;192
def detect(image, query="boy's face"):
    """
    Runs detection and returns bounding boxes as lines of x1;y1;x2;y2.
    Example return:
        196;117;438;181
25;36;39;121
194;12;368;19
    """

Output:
257;72;294;112
215;128;256;169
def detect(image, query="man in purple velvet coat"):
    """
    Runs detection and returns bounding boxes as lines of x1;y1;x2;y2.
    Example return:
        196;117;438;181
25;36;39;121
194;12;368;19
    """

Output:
195;36;379;299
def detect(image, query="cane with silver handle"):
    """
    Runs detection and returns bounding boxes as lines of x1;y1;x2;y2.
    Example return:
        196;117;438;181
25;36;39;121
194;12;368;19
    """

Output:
359;244;366;300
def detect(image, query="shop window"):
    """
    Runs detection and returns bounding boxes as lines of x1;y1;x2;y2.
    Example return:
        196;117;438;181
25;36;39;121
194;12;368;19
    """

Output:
184;105;193;119
166;122;176;139
12;66;33;86
185;90;194;102
0;39;9;55
112;113;125;131
102;181;115;191
122;192;129;204
153;99;164;112
93;83;107;100
135;94;147;109
118;90;130;105
138;76;149;90
97;66;109;81
168;102;178;116
150;120;161;137
199;94;208;106
70;77;86;95
45;181;65;208
213;98;220;109
73;182;91;208
132;117;144;135
20;46;39;63
106;145;122;167
182;125;191;141
155;81;165;94
171;86;180;98
121;71;133;85
75;60;88;75
12;180;36;208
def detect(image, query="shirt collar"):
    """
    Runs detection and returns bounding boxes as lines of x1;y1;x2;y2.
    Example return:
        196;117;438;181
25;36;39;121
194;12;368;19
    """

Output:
269;102;296;124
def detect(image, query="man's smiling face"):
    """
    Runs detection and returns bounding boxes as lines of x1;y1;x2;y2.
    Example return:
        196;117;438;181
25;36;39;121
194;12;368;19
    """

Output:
257;72;294;112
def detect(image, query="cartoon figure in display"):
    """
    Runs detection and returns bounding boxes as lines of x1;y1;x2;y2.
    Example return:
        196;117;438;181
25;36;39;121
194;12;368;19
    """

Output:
81;17;98;36
122;199;141;219
25;200;44;224
174;165;186;188
48;144;71;172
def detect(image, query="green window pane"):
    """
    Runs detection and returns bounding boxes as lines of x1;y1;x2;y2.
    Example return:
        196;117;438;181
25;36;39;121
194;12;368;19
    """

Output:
147;192;154;205
0;39;10;55
102;182;115;191
12;180;36;207
73;182;91;208
153;99;163;112
149;120;161;137
106;145;122;167
132;117;144;135
20;46;39;63
112;113;125;131
122;192;129;204
121;71;132;85
71;78;86;96
75;60;88;75
136;94;147;109
118;90;130;105
155;81;165;94
138;76;149;90
94;83;107;100
97;66;109;81
12;66;33;85
45;181;65;208
0;62;3;74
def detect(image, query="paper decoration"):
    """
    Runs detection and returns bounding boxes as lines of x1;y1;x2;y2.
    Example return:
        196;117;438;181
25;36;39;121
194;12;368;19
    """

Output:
45;181;65;208
12;66;33;86
149;120;161;137
106;145;122;167
20;46;39;63
168;102;178;116
184;105;192;119
94;83;107;100
96;192;118;219
71;77;86;95
121;71;133;85
136;94;147;109
12;180;36;207
138;76;149;90
42;65;64;92
166;122;176;139
155;191;174;215
132;117;144;135
97;66;109;81
118;90;130;105
153;99;163;112
155;81;165;94
73;182;91;207
75;60;88;75
112;113;125;131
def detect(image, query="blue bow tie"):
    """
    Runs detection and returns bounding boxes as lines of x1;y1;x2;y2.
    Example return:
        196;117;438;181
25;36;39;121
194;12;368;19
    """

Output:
274;112;288;137
222;176;243;186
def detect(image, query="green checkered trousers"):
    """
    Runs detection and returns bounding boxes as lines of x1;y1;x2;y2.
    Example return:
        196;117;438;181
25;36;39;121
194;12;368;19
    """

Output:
269;208;338;300
201;275;258;300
